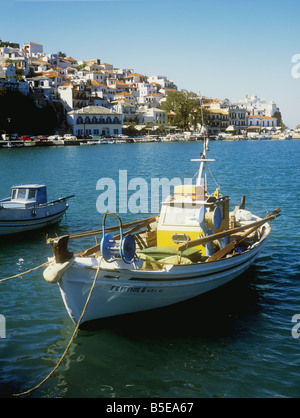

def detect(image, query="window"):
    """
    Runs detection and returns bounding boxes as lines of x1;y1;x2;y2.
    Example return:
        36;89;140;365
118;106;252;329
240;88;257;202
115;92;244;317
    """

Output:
17;189;26;200
28;189;36;200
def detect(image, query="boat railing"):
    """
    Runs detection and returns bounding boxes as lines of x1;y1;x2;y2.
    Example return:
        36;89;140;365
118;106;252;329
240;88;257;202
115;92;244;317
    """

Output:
0;195;75;210
47;214;159;263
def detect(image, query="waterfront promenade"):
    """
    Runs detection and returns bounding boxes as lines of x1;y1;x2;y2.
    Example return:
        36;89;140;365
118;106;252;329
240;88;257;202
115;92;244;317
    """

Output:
1;133;299;148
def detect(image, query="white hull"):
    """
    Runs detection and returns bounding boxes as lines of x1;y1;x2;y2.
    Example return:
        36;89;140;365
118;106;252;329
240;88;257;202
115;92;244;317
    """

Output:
0;201;68;235
57;228;270;325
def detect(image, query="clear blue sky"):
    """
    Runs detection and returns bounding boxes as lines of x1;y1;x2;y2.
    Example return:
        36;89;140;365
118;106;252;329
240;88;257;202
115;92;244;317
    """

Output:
1;0;300;128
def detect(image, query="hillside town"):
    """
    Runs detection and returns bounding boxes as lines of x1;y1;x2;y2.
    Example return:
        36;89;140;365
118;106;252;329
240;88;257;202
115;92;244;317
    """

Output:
0;40;291;139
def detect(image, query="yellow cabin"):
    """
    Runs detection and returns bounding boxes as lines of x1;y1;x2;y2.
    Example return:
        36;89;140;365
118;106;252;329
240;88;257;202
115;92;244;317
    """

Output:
157;184;230;256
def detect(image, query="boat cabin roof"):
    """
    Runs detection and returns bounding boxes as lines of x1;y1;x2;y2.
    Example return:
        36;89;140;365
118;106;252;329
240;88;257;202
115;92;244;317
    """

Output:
12;184;46;190
10;184;47;205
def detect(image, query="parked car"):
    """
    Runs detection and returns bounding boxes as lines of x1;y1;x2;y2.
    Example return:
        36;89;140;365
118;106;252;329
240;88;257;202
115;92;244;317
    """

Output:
63;134;77;140
10;133;20;140
21;135;33;141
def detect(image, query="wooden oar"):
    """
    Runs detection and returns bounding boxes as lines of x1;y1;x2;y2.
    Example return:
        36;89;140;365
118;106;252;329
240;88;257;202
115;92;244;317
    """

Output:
47;214;157;243
205;218;269;262
176;208;281;252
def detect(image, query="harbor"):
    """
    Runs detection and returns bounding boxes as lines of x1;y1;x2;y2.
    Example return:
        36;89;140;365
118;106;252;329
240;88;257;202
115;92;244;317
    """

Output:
0;131;299;149
0;139;299;398
1;0;300;400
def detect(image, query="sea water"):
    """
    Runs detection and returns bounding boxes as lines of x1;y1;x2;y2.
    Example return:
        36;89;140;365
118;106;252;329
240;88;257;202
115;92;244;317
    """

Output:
0;139;299;398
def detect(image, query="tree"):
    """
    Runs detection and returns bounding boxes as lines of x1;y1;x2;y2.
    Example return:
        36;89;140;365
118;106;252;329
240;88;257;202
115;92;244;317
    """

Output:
274;111;286;130
159;90;208;130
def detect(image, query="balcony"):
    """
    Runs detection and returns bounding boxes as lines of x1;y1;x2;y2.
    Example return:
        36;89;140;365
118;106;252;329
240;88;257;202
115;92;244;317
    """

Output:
76;117;122;125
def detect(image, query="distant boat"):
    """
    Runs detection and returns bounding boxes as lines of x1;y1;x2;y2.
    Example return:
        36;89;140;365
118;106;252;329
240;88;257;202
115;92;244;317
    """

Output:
279;133;292;140
0;185;74;236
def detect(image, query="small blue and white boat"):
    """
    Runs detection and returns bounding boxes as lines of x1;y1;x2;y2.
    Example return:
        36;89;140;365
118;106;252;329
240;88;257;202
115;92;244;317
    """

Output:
0;184;74;236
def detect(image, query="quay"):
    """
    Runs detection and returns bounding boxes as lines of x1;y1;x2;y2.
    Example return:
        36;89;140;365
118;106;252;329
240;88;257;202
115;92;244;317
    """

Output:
1;135;299;148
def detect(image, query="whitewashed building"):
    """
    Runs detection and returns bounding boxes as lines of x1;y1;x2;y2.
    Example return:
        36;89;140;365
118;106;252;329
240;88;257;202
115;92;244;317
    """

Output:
228;105;247;132
148;75;177;90
248;115;277;129
0;63;16;77
138;82;158;98
58;81;90;110
0;45;29;76
233;94;278;117
27;75;53;97
23;42;43;58
137;107;167;126
67;106;123;137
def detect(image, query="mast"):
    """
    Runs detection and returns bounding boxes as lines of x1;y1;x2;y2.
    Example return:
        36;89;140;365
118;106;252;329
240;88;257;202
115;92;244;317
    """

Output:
193;93;214;194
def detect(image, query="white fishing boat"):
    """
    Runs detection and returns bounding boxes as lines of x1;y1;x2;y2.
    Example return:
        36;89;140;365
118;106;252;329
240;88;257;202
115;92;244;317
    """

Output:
0;185;74;236
43;139;280;326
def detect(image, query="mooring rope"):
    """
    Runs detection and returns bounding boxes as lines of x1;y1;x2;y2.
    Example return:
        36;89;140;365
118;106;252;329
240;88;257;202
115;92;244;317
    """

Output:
0;262;50;283
13;257;102;397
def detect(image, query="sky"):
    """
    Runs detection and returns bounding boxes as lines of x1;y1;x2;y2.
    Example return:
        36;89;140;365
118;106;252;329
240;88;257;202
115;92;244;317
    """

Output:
1;0;300;128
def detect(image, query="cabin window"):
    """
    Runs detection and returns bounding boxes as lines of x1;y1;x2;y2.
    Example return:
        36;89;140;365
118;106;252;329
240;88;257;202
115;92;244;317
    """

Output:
163;206;202;226
17;189;26;200
28;189;36;200
12;189;17;200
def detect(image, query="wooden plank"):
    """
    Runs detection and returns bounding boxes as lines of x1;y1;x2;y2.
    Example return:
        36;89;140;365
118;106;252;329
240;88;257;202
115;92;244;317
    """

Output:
206;209;280;262
176;208;281;252
47;215;157;243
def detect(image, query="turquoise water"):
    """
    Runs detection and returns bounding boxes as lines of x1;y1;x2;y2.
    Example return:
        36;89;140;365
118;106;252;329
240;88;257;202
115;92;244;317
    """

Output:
0;140;300;398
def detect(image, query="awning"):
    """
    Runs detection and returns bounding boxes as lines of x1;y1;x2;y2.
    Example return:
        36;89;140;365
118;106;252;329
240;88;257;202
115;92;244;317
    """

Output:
225;125;236;132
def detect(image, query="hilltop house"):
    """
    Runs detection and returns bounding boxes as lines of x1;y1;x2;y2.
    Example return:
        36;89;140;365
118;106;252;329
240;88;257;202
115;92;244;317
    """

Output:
23;42;43;58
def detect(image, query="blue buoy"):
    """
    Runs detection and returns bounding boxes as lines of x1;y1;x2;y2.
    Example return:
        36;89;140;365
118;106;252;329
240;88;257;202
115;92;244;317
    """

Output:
213;206;222;229
198;206;207;228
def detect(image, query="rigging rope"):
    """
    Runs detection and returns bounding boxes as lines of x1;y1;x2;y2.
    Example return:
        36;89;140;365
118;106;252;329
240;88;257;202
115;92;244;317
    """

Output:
13;257;102;397
0;262;50;283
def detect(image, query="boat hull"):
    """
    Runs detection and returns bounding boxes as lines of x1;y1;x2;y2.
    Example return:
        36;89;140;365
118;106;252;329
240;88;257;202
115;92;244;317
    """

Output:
58;230;270;325
0;201;68;235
